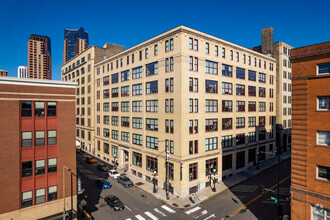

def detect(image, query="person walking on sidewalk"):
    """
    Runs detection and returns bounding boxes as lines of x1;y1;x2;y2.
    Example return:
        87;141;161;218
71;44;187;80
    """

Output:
191;193;195;203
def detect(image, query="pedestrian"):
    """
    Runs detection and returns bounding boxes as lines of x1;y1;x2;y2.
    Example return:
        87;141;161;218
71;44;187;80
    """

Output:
191;193;195;203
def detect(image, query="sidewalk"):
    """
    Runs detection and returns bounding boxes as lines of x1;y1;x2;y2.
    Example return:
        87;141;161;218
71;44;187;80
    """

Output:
118;151;291;209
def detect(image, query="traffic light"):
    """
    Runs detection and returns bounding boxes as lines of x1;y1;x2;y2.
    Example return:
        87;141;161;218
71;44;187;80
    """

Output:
260;185;265;194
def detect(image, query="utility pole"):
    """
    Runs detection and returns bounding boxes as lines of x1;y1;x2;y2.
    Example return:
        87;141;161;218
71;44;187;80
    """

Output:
277;150;281;220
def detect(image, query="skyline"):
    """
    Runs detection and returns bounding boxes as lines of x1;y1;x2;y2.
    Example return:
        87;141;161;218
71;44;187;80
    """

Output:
0;0;329;80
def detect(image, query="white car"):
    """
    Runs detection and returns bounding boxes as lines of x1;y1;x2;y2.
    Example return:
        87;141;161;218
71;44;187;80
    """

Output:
108;170;120;179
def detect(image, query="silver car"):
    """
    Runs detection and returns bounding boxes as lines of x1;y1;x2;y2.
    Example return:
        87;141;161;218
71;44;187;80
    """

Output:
117;176;134;187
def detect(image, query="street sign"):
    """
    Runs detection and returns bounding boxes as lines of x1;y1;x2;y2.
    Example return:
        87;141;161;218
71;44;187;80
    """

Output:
197;182;200;186
270;196;278;203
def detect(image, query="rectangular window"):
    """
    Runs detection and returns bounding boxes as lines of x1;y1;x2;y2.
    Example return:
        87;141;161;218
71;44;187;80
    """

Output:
133;117;142;129
317;165;330;180
133;134;142;145
35;101;45;117
35;188;45;205
170;99;174;113
121;102;129;112
222;82;232;95
259;102;266;112
222;135;232;148
317;131;330;146
230;50;233;60
318;96;330;110
189;38;193;50
311;204;330;219
215;46;218;56
112;130;119;140
259;87;266;97
22;191;33;208
139;51;142;61
146;81;158;94
170;38;174;50
111;88;119;98
236;84;245;96
259;116;266;126
165;40;169;52
205;80;218;93
22;161;32;177
48;186;57;202
189;163;198;181
111;73;119;84
205;119;218;132
206;99;218;112
222;48;225;58
103;102;109;112
236;101;245;112
222;100;232;112
236;67;245;79
132;100;142;112
111;116;118;126
104;128;110;137
248;86;256;96
121;86;130;97
146;118;158;131
132;83;142;96
259;73;265;83
146;100;158;112
103;89;110;99
318;63;330;75
236;134;245;145
111;102;119;111
206;158;218;176
22;131;32;148
248;132;256;143
121;132;129;142
47;102;56;117
104;143;110;154
47;130;57;145
35;159;45;175
205;42;209;54
133;152;142;167
146;62;158;76
194;39;198;51
248;70;256;81
222;155;232;171
121;117;129;127
146;156;158;172
222;64;232;77
248;117;256;127
48;158;57;173
145;48;148;59
154;45;158;56
121;70;130;82
35;131;45;146
103;76;110;86
236;52;239;62
205;60;218;74
133;66;142;79
236;117;245;128
222;118;232;130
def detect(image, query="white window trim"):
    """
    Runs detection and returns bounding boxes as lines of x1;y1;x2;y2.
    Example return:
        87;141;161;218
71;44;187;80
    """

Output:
316;165;329;181
317;96;330;111
317;63;330;75
317;131;330;146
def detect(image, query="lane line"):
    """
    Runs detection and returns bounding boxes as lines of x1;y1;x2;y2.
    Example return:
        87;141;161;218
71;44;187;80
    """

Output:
204;214;216;220
186;206;201;215
125;205;131;211
161;205;176;213
135;215;146;220
154;208;166;217
227;175;290;217
145;211;159;220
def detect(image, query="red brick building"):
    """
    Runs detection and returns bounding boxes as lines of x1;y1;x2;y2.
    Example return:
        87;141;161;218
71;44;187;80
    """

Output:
0;77;77;219
290;42;330;219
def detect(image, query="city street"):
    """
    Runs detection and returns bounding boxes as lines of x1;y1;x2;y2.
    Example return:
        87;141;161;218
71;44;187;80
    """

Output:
77;151;290;220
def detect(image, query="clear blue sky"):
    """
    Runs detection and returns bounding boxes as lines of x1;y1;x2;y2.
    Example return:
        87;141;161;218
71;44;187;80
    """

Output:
0;0;329;80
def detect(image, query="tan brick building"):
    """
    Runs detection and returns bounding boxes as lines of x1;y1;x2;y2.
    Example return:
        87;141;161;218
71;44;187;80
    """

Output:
0;69;8;76
63;26;277;197
0;77;77;219
290;42;330;219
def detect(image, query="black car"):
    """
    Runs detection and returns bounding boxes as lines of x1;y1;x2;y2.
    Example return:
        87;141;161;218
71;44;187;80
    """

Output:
104;195;125;211
117;176;134;187
97;163;111;172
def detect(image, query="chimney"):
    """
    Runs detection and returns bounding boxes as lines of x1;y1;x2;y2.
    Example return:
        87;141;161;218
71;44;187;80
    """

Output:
261;27;273;55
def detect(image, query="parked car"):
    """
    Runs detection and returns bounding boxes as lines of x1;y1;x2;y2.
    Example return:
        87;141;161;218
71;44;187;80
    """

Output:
104;195;125;211
97;163;111;172
108;170;120;179
86;156;97;164
95;178;112;189
117;176;134;187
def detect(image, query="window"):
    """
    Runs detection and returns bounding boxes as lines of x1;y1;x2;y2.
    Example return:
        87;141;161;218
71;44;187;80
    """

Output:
206;99;218;112
248;132;256;143
132;83;142;96
236;84;245;96
121;131;130;142
48;158;57;173
121;117;129;127
236;67;245;79
189;120;193;134
111;73;119;84
111;88;119;98
222;82;232;95
35;159;45;175
222;118;232;130
248;70;256;81
146;62;158;76
146;136;158;150
165;40;169;52
145;48;148;59
222;100;232;112
205;80;218;93
132;54;135;63
311;204;330;219
317;131;330;146
133;118;142;129
34;102;45;117
222;135;232;148
215;46;218;56
103;89;110;99
133;66;142;79
132;101;142;112
243;54;246;64
48;186;57;201
133;134;143;145
205;119;218;132
230;50;233;60
205;60;218;74
121;86;130;97
170;99;174;113
22;161;32;177
189;38;193;50
194;39;198;51
259;102;266;112
236;101;245;112
139;50;143;60
259;116;266;126
236;52;239;62
111;102;119;111
133;152;142;167
35;131;45;146
121;70;129;82
318;96;330;110
236;134;245;145
146;118;158;131
103;76;110;86
222;64;232;77
47;130;57;145
248;86;256;97
189;140;198;154
206;158;218;175
112;130;119;140
103;102;109;112
259;87;266;97
317;165;330;181
146;156;158;172
35;188;46;205
189;163;198;181
111;116;118;126
121;102;129;112
222;155;232;171
248;116;257;127
170;120;174;133
154;45;158;56
22;131;32;148
146;100;158;112
236;117;245;128
222;48;225;58
104;128;110;137
259;73;265;83
22;191;33;208
205;42;209;54
47;102;56;117
146;81;158;94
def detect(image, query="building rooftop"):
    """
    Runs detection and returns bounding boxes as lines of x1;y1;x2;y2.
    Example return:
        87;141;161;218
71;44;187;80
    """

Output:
0;76;77;88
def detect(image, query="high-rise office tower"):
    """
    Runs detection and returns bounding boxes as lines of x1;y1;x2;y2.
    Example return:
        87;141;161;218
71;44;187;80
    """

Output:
63;27;89;64
27;34;52;80
18;66;28;78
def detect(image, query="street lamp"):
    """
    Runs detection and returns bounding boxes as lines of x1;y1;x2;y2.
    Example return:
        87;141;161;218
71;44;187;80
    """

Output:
153;171;158;193
209;168;217;192
212;169;217;192
165;150;170;200
63;166;71;220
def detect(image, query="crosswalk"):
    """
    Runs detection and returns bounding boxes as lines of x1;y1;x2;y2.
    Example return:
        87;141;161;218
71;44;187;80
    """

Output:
125;205;216;220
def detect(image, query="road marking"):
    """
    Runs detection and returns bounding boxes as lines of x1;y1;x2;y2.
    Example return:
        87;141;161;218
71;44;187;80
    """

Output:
154;208;166;217
194;210;208;219
227;175;290;218
186;206;201;215
135;215;146;220
126;219;132;220
203;214;216;220
161;205;176;213
125;205;131;211
145;211;159;220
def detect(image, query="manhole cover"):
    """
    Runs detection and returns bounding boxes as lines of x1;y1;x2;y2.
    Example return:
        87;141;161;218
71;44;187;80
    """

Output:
184;204;191;208
172;203;178;207
135;182;144;186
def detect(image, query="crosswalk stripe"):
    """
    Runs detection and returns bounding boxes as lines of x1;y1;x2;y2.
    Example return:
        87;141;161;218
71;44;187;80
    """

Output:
185;206;201;215
145;211;159;220
154;208;166;217
126;219;132;220
203;214;216;220
135;215;146;220
161;205;176;213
